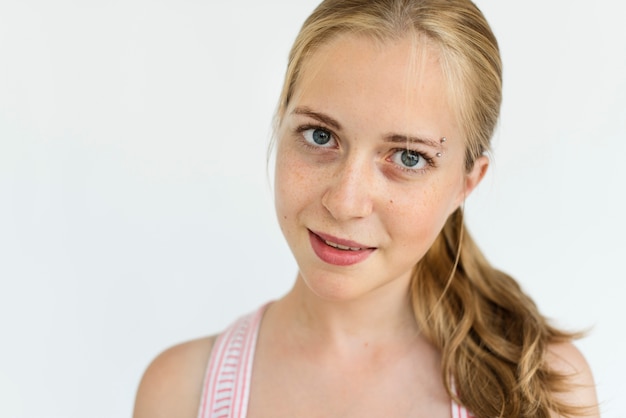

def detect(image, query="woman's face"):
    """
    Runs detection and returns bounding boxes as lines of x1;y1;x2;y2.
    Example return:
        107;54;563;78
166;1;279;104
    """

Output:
274;34;487;302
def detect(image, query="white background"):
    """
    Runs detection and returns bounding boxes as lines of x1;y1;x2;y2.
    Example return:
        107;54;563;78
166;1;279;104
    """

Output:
0;1;624;417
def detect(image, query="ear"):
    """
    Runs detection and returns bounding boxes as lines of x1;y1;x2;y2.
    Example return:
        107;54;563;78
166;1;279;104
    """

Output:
455;155;489;206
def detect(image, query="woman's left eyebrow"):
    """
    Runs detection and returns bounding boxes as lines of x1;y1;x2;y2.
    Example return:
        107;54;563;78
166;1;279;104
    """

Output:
384;134;440;149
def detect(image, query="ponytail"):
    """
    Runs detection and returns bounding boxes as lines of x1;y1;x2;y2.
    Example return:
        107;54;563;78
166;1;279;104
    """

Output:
411;208;583;417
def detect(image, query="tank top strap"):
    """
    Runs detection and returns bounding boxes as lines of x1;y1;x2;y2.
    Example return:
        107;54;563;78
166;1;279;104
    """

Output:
197;305;267;418
197;303;474;418
450;379;475;418
451;399;475;418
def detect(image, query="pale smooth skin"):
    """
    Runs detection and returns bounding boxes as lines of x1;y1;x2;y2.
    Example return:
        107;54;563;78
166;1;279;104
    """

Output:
133;34;599;418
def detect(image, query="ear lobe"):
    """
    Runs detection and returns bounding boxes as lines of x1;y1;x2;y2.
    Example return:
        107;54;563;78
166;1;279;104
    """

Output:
456;155;489;206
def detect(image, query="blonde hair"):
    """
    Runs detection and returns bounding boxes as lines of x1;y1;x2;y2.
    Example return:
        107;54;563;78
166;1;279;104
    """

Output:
275;0;585;417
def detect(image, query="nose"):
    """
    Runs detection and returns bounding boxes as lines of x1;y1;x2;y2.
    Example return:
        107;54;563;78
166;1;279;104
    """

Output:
321;156;375;221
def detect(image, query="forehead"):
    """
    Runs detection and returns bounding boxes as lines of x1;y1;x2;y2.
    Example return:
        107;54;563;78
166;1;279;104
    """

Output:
288;33;461;141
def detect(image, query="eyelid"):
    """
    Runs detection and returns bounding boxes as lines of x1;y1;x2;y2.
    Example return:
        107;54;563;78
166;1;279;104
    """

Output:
295;124;339;148
291;120;437;175
387;147;436;174
295;120;335;135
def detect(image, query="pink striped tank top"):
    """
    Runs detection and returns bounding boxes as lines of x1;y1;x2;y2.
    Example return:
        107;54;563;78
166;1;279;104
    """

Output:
197;305;474;418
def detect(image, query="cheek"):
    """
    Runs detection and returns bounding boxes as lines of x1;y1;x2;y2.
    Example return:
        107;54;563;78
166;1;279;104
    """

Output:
274;153;293;224
274;145;313;224
385;182;457;248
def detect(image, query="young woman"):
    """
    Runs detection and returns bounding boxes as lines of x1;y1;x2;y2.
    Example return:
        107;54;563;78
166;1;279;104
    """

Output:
133;0;599;416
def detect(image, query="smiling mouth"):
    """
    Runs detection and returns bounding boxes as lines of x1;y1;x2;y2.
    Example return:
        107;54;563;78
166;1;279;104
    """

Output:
308;230;375;266
322;239;366;251
310;230;374;251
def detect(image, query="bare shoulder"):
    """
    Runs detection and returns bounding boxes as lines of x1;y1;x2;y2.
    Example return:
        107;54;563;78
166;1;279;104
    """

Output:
133;336;216;418
546;342;600;417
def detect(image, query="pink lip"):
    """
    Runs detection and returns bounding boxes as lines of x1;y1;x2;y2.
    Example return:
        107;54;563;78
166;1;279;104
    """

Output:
308;230;376;266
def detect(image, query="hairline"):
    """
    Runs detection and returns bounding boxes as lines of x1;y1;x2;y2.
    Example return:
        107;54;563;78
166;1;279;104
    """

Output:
272;28;475;168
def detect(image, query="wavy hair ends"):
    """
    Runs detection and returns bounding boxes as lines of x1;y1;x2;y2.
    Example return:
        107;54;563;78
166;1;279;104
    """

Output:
412;209;588;417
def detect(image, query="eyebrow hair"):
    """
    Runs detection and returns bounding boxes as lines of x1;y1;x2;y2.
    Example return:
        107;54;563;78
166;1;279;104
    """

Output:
385;134;441;149
292;107;342;130
292;106;442;148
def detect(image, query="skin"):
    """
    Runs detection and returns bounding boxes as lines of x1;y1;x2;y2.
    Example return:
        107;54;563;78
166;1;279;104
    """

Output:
133;34;599;418
273;36;479;307
245;33;483;418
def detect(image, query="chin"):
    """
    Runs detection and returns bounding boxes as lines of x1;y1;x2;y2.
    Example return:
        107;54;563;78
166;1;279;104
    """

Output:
297;266;410;304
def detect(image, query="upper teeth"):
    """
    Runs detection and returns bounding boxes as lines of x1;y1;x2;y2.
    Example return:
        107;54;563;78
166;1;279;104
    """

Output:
324;240;363;251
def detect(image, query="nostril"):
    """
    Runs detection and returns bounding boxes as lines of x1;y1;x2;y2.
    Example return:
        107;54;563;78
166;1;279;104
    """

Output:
321;176;374;221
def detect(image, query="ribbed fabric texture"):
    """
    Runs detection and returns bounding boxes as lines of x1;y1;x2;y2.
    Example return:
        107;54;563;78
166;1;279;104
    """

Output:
451;396;474;418
197;305;474;418
197;306;265;418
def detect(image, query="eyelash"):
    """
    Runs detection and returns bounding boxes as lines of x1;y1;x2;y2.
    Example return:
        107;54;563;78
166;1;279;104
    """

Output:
295;124;338;150
389;148;436;175
293;123;437;175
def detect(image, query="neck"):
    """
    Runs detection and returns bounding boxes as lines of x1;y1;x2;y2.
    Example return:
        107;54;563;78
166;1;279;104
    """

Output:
271;273;420;351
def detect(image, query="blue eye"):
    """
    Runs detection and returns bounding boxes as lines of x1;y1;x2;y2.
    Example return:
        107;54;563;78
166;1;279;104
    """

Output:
303;128;334;147
391;149;428;170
